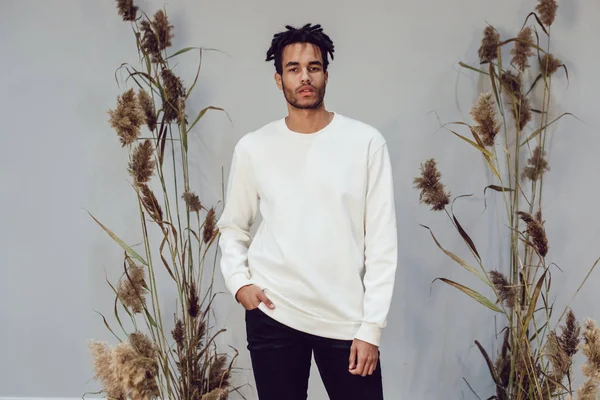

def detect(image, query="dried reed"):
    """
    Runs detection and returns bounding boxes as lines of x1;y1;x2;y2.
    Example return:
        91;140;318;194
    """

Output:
415;1;599;398
87;1;236;399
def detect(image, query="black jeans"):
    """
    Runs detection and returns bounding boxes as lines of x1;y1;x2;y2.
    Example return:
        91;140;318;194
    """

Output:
245;308;384;400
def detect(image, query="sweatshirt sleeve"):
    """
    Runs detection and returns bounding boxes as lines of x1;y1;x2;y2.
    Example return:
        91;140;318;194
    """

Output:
216;141;259;300
354;142;398;347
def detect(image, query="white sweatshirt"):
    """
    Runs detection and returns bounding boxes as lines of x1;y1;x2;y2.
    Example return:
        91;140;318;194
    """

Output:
216;112;398;346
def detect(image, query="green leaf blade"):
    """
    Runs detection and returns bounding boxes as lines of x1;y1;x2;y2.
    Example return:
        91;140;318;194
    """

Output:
87;211;148;266
435;277;503;313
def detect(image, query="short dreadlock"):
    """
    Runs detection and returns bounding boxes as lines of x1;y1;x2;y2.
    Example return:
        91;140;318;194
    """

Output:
265;23;335;75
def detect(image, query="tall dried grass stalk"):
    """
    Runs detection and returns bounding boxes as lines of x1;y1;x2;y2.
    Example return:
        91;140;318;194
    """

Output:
415;2;599;399
87;1;235;399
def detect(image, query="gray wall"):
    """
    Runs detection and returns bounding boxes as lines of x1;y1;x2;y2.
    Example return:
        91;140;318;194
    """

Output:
1;0;599;398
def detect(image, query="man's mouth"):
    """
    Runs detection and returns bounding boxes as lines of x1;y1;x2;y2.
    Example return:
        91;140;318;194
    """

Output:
298;86;315;94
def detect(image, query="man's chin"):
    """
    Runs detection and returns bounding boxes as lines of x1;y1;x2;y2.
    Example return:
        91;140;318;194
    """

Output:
289;99;323;110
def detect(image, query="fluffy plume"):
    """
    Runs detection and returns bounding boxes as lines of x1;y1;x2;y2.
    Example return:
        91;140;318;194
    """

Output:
129;331;157;360
478;26;500;63
548;332;571;376
140;20;161;64
113;341;160;399
577;379;600;400
202;388;229;400
535;209;544;223
521;145;550;181
559;309;581;358
137;89;157;131
501;70;522;95
413;159;451;211
172;319;185;346
576;318;600;400
117;260;147;313
489;270;516;308
88;338;159;400
116;0;138;22
182;191;202;213
161;69;186;123
128;139;156;185
203;208;216;244
139;10;174;64
511;27;535;71
196;318;207;344
178;98;187;125
139;183;163;221
152;10;174;51
88;340;125;399
514;93;532;131
580;319;600;381
208;354;230;392
540;53;563;77
495;329;511;390
471;92;501;146
108;88;145;147
517;211;549;257
536;0;558;27
187;283;200;318
542;331;571;397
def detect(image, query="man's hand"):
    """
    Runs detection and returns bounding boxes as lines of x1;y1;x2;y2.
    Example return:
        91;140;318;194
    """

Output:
348;338;379;377
235;284;275;310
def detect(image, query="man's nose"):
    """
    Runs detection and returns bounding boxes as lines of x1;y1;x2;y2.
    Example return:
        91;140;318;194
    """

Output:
300;67;310;82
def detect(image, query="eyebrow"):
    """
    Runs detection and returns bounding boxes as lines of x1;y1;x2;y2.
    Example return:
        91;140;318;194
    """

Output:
285;61;323;68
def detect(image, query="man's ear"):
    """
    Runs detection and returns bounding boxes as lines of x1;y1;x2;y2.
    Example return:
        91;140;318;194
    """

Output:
274;72;282;90
325;70;328;84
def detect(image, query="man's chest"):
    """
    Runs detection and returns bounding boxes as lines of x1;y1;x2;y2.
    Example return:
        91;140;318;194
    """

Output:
252;143;369;205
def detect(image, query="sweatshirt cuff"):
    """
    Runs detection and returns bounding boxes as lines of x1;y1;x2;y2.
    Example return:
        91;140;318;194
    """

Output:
226;272;253;302
354;322;382;347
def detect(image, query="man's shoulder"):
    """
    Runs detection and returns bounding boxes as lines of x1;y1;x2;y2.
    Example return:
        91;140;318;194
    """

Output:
235;118;282;150
336;113;387;149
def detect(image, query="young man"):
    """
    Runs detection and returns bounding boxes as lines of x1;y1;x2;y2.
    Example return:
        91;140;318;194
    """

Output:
216;23;398;399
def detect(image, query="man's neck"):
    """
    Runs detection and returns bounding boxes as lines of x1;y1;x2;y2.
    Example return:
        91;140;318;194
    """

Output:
284;107;333;134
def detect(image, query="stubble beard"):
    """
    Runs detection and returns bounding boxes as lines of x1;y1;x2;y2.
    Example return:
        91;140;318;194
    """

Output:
282;82;326;110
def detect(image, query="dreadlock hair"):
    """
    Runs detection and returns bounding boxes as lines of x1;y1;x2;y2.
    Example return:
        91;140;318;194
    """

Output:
265;23;335;75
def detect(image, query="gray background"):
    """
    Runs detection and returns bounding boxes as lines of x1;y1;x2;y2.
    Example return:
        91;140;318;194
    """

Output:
1;0;599;398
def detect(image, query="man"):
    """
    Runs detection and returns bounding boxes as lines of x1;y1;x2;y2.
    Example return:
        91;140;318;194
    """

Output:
216;23;397;399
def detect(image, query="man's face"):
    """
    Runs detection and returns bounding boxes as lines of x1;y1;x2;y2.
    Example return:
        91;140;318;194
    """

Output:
276;43;328;110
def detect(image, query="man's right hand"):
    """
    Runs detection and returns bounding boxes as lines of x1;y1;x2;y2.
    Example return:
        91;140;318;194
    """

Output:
235;284;275;310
